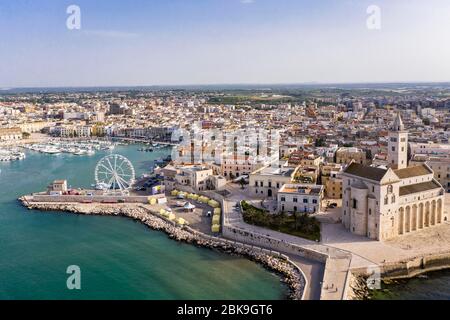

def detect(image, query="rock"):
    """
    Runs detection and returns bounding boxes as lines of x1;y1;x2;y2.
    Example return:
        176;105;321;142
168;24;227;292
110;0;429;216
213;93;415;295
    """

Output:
20;199;306;299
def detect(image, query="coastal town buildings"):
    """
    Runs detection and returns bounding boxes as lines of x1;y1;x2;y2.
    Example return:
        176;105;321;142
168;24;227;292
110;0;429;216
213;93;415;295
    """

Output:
163;164;226;192
0;127;22;141
336;147;368;165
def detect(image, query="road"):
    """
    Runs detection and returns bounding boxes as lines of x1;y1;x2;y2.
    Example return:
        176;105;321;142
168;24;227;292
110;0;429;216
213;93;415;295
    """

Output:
220;183;330;300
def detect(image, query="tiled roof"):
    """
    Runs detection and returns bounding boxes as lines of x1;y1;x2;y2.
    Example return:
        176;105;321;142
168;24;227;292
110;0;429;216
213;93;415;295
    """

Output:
394;164;432;179
344;163;387;181
399;180;442;196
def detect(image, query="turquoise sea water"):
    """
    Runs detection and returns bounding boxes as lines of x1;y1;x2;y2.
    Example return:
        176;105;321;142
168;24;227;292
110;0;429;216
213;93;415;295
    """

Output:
0;144;287;300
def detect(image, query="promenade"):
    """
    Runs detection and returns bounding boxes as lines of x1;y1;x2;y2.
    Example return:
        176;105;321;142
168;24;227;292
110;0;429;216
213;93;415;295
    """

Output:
220;184;450;300
219;184;368;300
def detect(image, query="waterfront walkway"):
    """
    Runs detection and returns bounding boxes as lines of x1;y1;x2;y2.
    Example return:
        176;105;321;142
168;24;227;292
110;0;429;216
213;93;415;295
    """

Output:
220;184;450;300
218;184;373;300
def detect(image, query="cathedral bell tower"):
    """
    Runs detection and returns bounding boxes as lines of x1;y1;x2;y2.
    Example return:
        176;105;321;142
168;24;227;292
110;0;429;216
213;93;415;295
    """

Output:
388;113;408;169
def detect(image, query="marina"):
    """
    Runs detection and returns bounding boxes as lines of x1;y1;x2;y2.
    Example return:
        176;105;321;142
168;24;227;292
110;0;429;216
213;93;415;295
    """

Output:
23;139;116;156
0;148;26;162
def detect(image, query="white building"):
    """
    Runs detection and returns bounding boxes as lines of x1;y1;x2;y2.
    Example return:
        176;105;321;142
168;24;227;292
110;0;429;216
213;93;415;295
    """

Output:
410;142;450;156
250;165;298;198
341;114;446;241
277;184;324;214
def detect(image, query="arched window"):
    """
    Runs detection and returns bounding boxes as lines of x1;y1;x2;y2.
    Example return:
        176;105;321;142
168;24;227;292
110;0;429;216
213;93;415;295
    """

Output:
391;194;396;203
387;185;393;193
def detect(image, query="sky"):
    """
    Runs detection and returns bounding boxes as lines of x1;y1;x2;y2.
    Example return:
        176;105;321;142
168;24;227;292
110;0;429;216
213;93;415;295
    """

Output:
1;0;450;88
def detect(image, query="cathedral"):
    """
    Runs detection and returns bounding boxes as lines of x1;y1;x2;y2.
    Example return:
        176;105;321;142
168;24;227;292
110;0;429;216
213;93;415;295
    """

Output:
341;114;447;241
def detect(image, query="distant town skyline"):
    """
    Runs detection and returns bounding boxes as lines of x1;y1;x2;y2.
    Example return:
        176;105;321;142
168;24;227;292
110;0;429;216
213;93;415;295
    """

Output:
1;0;450;87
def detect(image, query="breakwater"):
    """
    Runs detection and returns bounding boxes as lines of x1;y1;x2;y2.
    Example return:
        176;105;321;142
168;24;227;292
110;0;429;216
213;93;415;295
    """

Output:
20;199;306;300
346;252;450;300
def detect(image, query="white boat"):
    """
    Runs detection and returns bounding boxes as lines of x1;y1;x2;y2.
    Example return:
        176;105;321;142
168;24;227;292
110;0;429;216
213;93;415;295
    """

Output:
92;182;111;190
0;150;25;161
41;146;61;154
73;150;87;156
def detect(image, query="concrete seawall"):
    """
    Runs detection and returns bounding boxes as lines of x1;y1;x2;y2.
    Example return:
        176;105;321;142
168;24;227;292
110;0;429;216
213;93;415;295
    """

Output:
346;251;450;299
222;225;328;263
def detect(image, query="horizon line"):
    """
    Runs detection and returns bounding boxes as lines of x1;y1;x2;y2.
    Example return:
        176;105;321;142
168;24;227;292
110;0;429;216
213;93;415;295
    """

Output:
3;80;450;92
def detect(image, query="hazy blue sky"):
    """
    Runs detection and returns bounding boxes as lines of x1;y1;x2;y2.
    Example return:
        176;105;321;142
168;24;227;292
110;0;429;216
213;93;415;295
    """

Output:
1;0;450;87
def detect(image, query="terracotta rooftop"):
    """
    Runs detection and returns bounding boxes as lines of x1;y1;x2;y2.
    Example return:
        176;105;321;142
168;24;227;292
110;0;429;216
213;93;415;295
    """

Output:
394;164;432;179
343;163;387;181
399;180;442;196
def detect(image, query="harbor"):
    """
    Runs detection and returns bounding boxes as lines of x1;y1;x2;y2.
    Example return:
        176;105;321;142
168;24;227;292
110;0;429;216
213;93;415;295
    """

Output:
0;148;26;162
22;139;116;156
16;143;306;299
19;200;305;300
0;143;289;300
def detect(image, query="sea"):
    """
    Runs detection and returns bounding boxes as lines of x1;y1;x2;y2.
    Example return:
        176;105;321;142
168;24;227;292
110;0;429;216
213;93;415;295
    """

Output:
0;144;287;299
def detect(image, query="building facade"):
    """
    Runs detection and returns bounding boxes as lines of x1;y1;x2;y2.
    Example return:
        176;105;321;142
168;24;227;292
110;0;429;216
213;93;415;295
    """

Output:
249;165;298;198
341;114;446;241
0;127;22;141
336;147;368;165
277;184;324;214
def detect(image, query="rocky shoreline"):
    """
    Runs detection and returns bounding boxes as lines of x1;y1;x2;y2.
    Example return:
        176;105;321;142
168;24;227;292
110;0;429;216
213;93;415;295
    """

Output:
20;198;306;300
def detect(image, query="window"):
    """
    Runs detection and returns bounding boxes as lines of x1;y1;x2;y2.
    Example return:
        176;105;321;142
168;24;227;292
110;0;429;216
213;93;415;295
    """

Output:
254;181;258;187
352;199;357;209
312;199;318;204
281;197;286;202
390;137;397;142
369;209;372;215
293;198;298;203
391;195;395;203
303;199;308;203
392;146;395;151
384;196;388;205
387;185;393;193
268;182;272;188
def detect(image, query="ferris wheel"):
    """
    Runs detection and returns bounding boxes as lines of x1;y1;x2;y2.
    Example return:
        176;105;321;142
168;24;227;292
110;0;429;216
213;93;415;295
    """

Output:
94;154;135;194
